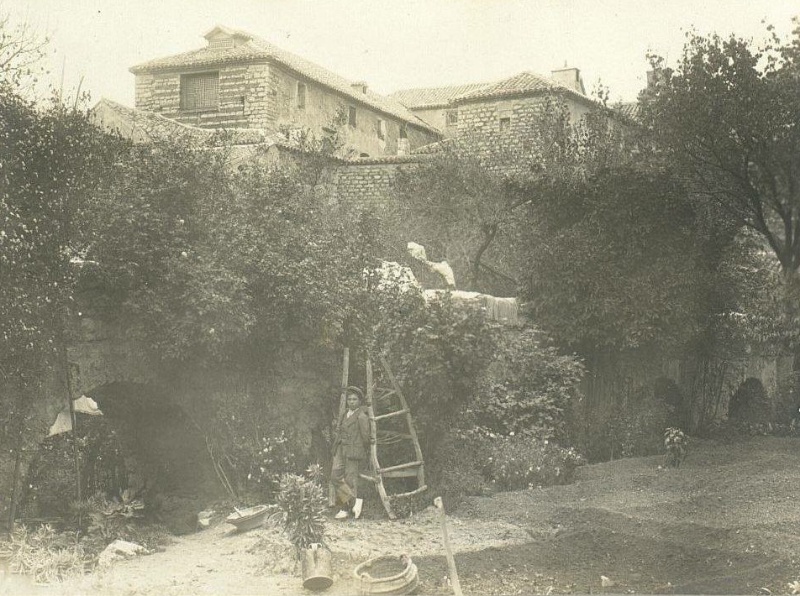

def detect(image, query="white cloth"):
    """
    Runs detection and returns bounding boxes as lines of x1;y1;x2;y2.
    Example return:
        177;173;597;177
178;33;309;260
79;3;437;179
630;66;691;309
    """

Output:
47;395;103;436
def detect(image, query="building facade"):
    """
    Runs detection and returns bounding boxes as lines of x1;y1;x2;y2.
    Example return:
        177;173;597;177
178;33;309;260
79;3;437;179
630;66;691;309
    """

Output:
130;26;441;157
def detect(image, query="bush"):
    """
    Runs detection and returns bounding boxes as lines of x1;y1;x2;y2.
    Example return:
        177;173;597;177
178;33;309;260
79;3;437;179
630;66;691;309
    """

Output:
467;327;584;441
427;431;491;509
482;435;585;491
577;389;674;463
275;469;327;552
8;524;88;584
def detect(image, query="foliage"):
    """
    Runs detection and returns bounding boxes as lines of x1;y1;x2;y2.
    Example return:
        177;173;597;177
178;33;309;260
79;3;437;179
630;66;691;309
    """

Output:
519;155;735;352
663;427;688;467
642;21;800;279
481;435;585;492
392;141;522;292
8;524;87;583
275;470;327;551
426;431;491;509
21;415;127;519
577;390;675;463
466;327;584;440
0;80;114;380
0;10;49;92
374;288;501;443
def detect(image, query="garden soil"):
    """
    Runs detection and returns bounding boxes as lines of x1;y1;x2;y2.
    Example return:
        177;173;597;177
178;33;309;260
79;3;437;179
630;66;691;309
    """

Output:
18;436;800;595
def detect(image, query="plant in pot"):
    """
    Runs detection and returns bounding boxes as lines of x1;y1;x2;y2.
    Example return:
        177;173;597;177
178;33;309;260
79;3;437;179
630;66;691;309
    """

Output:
275;467;331;591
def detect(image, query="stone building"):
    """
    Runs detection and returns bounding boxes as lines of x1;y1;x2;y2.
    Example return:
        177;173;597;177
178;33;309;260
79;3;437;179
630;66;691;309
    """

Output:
391;67;596;160
129;25;441;157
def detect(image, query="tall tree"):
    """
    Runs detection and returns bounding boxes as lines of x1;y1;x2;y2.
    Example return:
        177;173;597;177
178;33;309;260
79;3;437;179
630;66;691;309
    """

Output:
642;22;800;279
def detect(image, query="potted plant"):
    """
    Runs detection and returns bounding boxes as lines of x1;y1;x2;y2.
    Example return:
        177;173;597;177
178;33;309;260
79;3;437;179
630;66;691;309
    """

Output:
275;467;332;591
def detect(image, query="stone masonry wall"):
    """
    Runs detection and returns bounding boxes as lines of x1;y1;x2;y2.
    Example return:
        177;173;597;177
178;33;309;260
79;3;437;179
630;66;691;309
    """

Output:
134;62;272;129
328;159;420;210
455;94;594;172
134;62;440;156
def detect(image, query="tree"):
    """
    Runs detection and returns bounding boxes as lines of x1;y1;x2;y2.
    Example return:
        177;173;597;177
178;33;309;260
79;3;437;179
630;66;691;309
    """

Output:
643;22;800;279
0;10;49;92
392;140;524;293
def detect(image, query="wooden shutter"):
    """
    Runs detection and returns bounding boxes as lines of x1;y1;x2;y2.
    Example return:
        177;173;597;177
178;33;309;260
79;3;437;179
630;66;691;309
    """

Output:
181;73;219;110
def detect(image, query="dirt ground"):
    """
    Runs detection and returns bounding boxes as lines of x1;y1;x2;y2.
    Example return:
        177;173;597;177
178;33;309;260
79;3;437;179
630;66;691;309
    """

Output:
10;435;800;595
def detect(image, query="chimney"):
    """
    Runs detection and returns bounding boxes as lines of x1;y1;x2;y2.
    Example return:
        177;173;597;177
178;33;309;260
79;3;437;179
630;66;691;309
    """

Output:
550;66;585;95
351;81;368;94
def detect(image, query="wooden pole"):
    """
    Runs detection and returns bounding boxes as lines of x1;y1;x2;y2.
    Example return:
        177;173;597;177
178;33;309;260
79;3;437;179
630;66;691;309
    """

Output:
434;496;463;596
329;348;350;507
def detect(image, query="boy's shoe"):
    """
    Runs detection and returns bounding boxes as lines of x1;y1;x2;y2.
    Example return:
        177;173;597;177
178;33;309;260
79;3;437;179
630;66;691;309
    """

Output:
352;498;364;520
334;509;349;520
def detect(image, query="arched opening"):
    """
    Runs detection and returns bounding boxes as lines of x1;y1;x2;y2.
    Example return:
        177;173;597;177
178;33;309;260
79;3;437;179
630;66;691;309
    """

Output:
728;377;771;424
20;382;222;534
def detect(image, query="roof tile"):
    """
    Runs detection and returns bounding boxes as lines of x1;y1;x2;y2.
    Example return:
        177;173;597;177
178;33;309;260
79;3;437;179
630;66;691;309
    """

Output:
130;27;439;134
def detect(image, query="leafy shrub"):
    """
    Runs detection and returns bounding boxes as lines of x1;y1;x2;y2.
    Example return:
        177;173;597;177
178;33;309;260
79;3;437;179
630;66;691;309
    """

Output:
275;469;327;551
577;389;673;462
8;524;88;584
375;288;500;444
663;427;688;467
467;327;584;441
482;435;585;491
427;431;491;509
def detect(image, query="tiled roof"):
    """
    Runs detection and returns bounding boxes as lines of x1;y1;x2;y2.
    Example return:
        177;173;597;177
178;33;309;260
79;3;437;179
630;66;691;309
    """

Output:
130;27;440;135
453;71;593;105
389;83;494;109
613;101;641;121
90;98;287;146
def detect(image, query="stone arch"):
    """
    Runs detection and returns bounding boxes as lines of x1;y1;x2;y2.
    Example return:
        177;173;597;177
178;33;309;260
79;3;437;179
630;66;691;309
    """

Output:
728;377;772;424
18;380;222;534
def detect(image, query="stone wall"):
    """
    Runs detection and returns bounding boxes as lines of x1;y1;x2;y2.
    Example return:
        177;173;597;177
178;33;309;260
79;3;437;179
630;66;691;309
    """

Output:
134;62;440;157
134;62;272;129
270;65;439;157
455;94;594;172
328;158;420;210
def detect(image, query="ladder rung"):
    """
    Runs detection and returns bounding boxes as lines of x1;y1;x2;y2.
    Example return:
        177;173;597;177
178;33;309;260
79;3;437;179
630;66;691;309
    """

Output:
379;460;423;474
382;469;420;478
392;485;428;499
359;473;379;483
375;389;398;400
374;409;408;421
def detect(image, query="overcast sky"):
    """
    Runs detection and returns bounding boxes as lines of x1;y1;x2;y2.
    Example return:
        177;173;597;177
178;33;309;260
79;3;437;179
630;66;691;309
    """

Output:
5;0;798;106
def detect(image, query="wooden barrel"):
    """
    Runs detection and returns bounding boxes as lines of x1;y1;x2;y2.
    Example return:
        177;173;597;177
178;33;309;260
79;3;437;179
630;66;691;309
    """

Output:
302;543;333;591
354;555;418;595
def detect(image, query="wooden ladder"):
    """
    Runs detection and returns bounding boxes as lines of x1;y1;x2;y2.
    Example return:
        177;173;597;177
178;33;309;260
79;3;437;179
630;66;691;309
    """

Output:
335;348;427;520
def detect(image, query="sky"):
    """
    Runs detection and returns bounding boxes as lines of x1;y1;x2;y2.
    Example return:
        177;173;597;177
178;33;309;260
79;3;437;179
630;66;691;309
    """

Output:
4;0;798;106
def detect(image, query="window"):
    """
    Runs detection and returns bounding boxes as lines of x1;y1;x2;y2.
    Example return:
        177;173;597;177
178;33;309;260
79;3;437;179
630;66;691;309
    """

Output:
446;110;458;126
180;72;219;110
348;106;357;127
296;82;306;109
377;118;386;140
499;116;511;132
399;124;408;139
